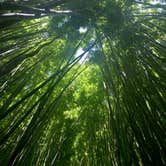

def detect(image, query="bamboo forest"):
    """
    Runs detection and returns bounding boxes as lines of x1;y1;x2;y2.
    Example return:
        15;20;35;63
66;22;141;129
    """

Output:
0;0;165;165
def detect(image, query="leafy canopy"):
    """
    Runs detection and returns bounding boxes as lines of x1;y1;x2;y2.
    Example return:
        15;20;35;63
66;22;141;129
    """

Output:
0;0;166;165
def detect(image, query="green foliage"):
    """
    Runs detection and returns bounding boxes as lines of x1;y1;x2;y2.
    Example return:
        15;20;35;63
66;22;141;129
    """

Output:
0;0;166;165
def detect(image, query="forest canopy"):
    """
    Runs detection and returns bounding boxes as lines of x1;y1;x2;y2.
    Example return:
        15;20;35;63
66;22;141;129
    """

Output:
0;0;166;165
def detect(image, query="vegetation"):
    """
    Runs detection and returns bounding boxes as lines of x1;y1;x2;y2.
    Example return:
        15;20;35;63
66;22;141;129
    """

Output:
0;0;165;165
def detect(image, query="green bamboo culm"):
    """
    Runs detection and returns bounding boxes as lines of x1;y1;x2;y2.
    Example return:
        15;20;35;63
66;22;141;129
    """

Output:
0;0;165;165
